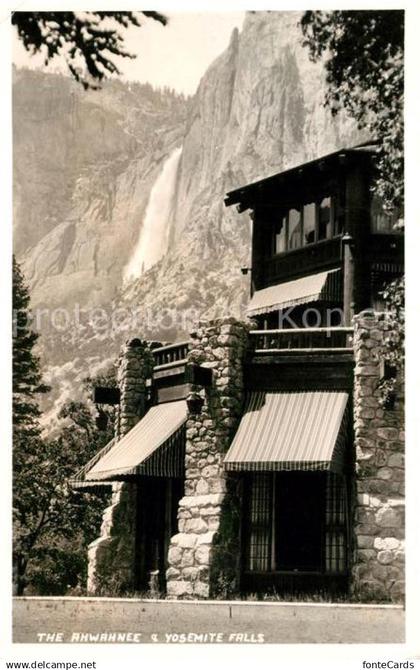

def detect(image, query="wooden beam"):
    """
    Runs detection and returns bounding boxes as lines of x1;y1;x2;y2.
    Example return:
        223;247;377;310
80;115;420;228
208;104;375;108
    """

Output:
185;363;213;387
153;363;186;379
157;384;189;404
93;386;120;405
342;233;355;326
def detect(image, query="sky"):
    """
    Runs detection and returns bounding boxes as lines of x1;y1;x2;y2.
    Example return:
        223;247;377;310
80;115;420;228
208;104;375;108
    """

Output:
12;11;246;95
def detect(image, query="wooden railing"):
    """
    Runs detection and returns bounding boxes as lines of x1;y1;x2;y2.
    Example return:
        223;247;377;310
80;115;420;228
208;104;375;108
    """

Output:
250;327;354;354
152;341;190;369
263;237;342;287
151;328;353;369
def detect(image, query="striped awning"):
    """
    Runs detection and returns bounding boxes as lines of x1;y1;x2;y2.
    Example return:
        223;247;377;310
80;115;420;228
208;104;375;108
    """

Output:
247;269;342;316
70;437;116;489
84;400;187;481
224;391;349;472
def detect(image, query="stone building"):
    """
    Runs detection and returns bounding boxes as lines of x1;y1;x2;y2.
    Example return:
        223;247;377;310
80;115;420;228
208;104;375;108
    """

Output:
73;143;404;602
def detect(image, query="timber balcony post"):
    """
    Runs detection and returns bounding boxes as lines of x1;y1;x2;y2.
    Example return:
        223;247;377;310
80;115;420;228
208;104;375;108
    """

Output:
342;233;355;329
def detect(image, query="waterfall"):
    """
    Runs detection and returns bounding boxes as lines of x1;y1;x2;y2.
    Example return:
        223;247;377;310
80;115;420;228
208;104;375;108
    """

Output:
124;146;182;282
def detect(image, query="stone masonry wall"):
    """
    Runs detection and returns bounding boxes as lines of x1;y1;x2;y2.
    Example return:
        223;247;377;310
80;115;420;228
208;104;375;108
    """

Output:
166;318;250;599
87;482;137;594
352;312;405;602
87;340;153;594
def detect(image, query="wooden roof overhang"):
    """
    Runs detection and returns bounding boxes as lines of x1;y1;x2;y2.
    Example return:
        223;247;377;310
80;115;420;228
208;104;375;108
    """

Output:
224;142;378;213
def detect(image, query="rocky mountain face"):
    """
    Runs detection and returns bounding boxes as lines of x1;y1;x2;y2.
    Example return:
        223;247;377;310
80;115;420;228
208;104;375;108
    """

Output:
14;68;188;309
13;11;364;426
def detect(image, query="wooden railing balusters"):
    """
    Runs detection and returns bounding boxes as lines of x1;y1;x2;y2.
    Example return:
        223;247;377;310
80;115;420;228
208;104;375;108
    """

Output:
250;327;353;354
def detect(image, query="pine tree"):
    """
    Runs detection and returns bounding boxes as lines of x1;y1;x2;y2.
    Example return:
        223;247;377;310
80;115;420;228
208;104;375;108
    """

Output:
12;265;115;594
12;258;114;594
12;256;50;593
12;256;49;434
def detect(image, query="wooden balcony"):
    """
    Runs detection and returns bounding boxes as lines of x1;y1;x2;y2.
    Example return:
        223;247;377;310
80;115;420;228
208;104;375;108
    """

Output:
250;327;354;356
262;237;343;288
152;341;190;370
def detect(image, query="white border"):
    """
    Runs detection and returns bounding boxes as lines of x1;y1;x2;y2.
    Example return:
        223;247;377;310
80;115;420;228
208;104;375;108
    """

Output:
2;1;419;667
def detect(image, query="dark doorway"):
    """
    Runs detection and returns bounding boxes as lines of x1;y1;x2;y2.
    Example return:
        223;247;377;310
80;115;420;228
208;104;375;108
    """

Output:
275;472;325;571
135;476;183;592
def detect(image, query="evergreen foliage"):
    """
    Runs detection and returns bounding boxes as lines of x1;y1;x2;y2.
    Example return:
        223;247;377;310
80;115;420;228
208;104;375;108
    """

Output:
13;256;50;593
378;277;405;407
12;256;114;594
20;369;116;595
301;10;404;213
12;256;49;433
12;11;167;89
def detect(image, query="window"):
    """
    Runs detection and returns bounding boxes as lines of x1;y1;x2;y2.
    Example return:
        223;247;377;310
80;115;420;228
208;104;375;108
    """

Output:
288;208;302;250
371;194;399;233
319;197;332;240
272;197;337;256
245;473;272;571
244;472;348;574
303;203;317;245
274;216;287;254
371;271;401;313
325;472;347;573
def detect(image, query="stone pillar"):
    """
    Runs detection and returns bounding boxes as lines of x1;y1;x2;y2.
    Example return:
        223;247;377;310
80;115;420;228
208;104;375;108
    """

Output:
166;317;250;599
116;339;154;438
87;339;153;595
87;482;137;594
352;312;405;602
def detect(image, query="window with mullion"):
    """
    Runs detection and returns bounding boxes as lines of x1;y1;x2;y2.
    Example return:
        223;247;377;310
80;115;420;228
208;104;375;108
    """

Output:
324;472;348;574
245;473;273;572
272;196;338;257
244;471;349;575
